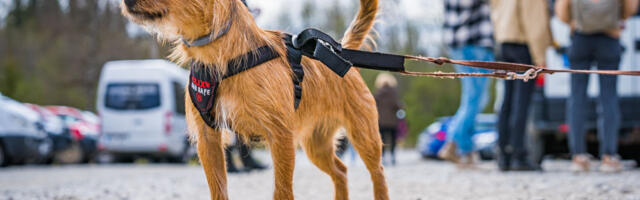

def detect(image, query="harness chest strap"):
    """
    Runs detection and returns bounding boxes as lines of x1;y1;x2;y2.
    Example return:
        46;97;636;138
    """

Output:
188;37;305;129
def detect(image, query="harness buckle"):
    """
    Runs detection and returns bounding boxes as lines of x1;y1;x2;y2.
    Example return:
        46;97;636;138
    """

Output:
318;39;340;54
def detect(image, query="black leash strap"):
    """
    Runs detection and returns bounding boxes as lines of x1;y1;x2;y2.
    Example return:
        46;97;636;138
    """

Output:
292;28;406;77
284;34;305;109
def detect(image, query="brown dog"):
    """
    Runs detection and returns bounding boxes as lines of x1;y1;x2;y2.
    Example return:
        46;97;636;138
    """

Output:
121;0;387;199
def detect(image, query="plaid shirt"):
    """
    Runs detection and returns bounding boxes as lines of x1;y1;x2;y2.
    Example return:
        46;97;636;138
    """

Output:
443;0;494;48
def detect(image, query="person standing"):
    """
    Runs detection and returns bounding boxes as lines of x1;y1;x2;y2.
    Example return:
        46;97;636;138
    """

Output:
438;0;495;168
374;73;402;165
556;0;638;173
490;0;552;171
225;135;267;173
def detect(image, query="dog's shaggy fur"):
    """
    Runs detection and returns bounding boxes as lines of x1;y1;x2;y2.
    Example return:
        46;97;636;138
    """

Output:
121;0;387;199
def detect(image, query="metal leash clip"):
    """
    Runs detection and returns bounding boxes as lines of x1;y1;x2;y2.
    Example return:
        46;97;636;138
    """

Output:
505;68;544;82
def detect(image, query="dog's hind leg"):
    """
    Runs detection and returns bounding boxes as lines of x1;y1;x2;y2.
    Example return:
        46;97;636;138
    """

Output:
301;119;349;200
345;107;389;200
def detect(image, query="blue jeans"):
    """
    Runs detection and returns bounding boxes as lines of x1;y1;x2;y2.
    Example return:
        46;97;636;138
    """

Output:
447;45;493;155
567;33;621;156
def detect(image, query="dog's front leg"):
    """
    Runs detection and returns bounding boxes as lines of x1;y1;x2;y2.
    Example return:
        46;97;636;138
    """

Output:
196;126;228;200
185;90;228;200
267;129;296;200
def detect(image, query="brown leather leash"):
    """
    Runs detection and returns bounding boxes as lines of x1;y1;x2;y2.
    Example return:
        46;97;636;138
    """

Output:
403;56;640;82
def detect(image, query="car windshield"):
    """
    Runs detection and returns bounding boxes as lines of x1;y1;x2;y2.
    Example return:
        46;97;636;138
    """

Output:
58;115;80;126
105;83;161;110
81;112;99;124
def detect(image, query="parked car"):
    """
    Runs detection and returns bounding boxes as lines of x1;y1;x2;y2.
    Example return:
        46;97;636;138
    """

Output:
25;104;73;161
417;114;497;160
96;59;193;163
528;17;640;165
46;106;99;163
0;93;52;166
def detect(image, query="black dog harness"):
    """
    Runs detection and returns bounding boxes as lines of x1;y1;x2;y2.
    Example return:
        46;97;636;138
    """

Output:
189;34;305;129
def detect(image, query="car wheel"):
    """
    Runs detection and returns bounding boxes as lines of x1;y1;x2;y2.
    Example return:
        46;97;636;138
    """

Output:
526;118;546;166
177;147;193;164
0;142;6;167
478;148;495;161
37;137;53;164
172;140;196;164
113;155;134;163
527;130;546;166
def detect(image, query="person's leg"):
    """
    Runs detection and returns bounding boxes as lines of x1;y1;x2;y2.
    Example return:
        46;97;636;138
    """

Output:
475;46;495;112
594;35;621;159
567;34;593;157
461;45;493;151
448;46;492;156
567;33;595;172
497;80;513;154
380;127;395;164
449;73;474;154
496;43;517;170
505;44;538;170
389;128;397;165
509;80;535;164
239;138;266;170
446;46;472;144
438;46;471;163
225;145;240;173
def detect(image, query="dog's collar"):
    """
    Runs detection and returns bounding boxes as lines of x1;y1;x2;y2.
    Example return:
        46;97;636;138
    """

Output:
182;7;234;48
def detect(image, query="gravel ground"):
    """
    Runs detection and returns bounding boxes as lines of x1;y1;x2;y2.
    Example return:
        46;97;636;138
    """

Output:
0;150;639;200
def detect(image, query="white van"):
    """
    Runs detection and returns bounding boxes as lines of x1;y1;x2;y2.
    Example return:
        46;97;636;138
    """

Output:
97;60;192;162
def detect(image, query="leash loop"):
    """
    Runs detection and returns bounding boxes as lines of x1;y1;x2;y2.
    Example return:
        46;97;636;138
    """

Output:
505;68;543;82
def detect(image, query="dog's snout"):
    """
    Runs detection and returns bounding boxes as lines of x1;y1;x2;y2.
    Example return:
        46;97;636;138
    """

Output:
124;0;138;9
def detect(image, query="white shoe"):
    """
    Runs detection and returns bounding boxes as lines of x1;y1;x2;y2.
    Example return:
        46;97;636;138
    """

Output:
600;155;623;173
570;154;591;173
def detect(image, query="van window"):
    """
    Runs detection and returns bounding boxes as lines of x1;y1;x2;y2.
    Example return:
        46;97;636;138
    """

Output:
105;83;161;110
173;81;185;115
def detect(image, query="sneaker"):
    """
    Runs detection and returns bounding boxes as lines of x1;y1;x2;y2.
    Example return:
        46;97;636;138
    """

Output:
600;155;623;173
438;142;460;163
456;153;477;169
510;158;541;171
570;154;591;173
496;150;511;171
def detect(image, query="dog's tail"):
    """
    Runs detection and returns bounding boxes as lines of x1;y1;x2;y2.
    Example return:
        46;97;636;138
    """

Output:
342;0;378;50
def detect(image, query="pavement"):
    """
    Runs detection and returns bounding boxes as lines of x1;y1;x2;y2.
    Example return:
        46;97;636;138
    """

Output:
0;150;639;200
